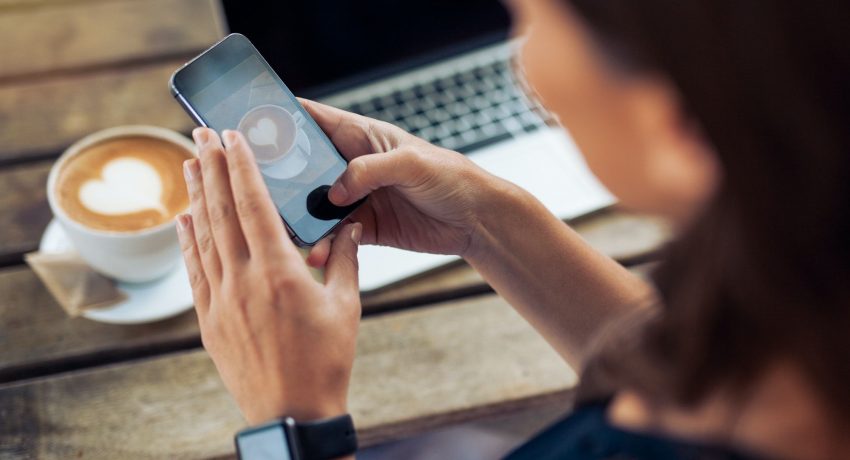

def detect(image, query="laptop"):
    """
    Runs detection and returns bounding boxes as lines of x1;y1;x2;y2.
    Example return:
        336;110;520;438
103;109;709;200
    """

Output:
222;0;615;292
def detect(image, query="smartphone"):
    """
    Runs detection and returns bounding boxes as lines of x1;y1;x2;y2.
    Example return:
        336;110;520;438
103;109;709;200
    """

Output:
169;33;365;246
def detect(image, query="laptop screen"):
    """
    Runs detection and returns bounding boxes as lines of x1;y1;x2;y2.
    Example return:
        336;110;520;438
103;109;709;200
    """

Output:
221;0;511;97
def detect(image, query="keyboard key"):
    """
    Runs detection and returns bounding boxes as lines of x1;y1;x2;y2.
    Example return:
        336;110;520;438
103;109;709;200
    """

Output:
378;94;396;108
446;102;472;117
434;77;452;91
490;89;513;104
395;118;413;132
418;126;436;141
479;121;507;138
382;105;402;121
501;117;524;134
418;96;437;111
504;100;529;117
457;83;476;98
440;135;461;150
472;109;494;126
409;115;430;130
427;108;451;123
479;77;497;92
411;84;426;98
520;110;543;127
459;113;478;128
434;123;453;141
470;96;493;112
454;116;473;133
434;91;455;107
459;129;479;144
398;88;416;101
397;102;416;118
494;102;515;120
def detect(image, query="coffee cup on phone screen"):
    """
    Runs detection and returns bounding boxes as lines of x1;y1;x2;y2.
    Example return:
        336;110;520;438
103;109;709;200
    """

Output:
238;104;311;179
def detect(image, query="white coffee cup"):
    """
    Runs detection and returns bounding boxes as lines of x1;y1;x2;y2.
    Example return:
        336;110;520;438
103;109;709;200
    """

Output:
46;125;196;283
238;104;310;179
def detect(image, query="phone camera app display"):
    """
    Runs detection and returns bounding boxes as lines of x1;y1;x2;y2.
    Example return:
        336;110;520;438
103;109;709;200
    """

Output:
192;55;347;243
238;104;310;179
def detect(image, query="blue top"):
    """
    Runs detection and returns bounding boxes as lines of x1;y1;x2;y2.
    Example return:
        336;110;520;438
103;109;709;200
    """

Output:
504;400;763;460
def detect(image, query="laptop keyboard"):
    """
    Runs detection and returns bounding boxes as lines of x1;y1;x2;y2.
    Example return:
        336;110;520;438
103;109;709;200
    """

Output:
342;60;549;153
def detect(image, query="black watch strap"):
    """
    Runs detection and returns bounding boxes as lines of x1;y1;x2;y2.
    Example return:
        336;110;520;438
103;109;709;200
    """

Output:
296;414;357;460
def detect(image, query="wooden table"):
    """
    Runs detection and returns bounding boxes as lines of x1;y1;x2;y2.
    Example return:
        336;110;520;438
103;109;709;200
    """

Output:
0;1;672;458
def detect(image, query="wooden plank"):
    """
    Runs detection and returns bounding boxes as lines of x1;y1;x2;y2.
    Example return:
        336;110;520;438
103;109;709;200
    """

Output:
0;0;118;9
0;59;195;162
0;162;51;265
0;265;202;382
0;0;225;79
0;209;666;382
0;294;578;459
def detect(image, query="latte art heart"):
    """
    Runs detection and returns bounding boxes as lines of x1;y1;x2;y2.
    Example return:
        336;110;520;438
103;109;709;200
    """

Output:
248;117;279;150
79;157;167;216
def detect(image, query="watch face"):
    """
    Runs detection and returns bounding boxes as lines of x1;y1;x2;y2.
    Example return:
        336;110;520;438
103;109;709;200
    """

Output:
237;425;292;460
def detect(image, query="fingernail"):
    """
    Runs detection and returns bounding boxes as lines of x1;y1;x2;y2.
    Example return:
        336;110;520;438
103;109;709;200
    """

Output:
192;128;208;146
350;223;362;245
222;130;237;148
176;214;187;235
183;159;199;182
330;182;348;203
183;160;193;182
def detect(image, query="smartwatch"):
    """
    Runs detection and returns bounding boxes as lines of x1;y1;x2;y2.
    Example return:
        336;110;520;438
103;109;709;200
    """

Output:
235;414;357;460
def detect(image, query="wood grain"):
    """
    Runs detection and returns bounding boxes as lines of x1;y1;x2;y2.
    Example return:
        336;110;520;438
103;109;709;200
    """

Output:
0;0;225;79
0;162;51;265
0;207;667;383
0;294;577;459
0;59;195;162
0;265;202;382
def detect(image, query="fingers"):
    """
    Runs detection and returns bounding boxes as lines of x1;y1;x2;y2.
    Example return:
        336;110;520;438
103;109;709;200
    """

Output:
328;149;423;206
176;214;211;318
298;98;405;158
220;130;296;262
324;223;362;294
184;155;222;285
306;235;333;268
194;128;249;269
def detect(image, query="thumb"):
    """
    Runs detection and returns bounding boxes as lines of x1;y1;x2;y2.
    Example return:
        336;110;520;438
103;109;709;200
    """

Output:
328;150;420;206
324;223;362;293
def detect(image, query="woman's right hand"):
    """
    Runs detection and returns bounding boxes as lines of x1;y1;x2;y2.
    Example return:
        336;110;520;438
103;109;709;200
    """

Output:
300;99;503;265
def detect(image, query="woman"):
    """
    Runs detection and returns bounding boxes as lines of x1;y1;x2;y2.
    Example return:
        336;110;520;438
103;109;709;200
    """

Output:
176;0;850;458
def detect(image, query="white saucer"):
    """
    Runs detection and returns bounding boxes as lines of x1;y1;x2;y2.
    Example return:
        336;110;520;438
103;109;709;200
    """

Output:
260;129;312;180
39;219;194;324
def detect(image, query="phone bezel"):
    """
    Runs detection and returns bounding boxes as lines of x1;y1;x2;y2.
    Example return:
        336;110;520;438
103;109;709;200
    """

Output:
170;33;362;247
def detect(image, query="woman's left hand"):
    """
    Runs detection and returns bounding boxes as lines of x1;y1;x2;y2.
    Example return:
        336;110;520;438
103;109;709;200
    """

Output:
176;127;362;425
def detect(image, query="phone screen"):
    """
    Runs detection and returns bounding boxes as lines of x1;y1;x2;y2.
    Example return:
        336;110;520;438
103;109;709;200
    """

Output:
173;36;359;245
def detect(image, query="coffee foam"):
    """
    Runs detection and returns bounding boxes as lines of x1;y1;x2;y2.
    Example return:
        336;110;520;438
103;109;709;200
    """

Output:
78;157;168;216
55;136;192;232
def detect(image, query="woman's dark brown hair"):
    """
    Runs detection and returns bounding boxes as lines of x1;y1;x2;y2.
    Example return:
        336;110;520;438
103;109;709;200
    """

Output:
566;0;850;420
